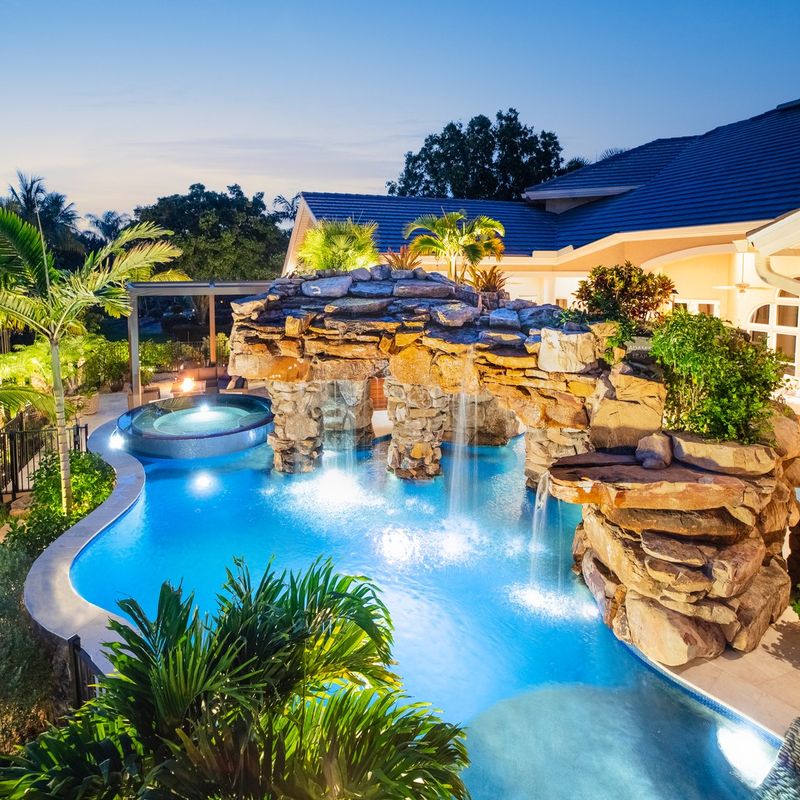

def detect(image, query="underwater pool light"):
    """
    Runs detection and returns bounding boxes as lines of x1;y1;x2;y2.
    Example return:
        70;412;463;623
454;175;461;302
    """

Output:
716;724;776;788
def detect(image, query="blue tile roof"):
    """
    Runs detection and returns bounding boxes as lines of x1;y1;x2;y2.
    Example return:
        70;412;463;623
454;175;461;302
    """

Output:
524;136;696;196
301;100;800;256
300;192;557;256
556;100;800;248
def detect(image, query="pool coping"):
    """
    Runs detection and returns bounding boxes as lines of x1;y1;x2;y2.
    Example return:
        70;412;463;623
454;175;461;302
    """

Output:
24;420;144;674
22;422;789;745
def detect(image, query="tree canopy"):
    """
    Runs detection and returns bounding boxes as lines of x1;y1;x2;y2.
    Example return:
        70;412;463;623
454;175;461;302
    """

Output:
135;183;290;281
387;109;565;200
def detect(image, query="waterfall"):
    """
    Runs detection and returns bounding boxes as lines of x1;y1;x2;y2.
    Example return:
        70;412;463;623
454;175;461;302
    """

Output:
447;351;478;520
528;471;552;585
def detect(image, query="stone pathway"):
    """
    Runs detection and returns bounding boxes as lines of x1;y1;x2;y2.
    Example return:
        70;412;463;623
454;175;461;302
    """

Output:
672;607;800;736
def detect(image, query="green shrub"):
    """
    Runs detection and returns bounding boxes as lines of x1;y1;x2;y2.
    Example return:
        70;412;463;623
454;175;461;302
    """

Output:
650;310;786;443
574;262;675;326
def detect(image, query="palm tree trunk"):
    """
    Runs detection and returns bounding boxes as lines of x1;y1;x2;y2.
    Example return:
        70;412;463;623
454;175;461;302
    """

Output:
49;338;73;513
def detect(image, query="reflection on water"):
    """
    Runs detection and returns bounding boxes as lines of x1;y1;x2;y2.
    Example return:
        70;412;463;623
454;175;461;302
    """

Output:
72;437;778;799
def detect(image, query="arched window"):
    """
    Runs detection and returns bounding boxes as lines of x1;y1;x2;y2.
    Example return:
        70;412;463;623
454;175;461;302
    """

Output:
747;289;800;376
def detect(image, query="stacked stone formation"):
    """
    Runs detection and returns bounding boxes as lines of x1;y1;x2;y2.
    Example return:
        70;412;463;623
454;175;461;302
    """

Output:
443;390;520;446
229;267;653;481
550;412;800;666
265;379;323;473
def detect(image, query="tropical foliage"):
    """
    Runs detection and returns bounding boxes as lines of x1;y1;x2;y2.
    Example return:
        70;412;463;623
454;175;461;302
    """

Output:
404;211;505;283
651;310;786;443
383;244;422;270
87;211;131;243
0;209;180;512
297;218;380;272
0;452;115;752
135;183;289;280
0;560;470;799
574;262;675;326
467;264;508;293
387;109;564;200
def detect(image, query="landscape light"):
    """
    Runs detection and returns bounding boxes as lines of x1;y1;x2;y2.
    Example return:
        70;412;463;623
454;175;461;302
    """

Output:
180;377;195;393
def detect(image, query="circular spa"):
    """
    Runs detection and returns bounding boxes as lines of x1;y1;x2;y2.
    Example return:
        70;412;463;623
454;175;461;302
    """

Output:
115;394;273;458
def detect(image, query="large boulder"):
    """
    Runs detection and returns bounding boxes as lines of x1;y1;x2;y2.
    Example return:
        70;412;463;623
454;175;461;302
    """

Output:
349;280;395;298
768;406;800;460
624;592;726;666
636;432;672;470
300;276;353;298
389;345;434;384
590;397;662;450
537;328;598;374
489;308;521;329
725;560;792;652
601;505;754;543
393;280;454;299
707;537;767;598
671;432;778;477
431;302;481;328
609;363;666;412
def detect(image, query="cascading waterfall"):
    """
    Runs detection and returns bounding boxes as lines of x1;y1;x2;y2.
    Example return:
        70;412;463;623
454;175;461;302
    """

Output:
447;351;478;520
529;470;552;586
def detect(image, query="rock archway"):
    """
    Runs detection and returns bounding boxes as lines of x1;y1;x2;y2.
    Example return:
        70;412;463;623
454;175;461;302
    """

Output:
229;267;665;484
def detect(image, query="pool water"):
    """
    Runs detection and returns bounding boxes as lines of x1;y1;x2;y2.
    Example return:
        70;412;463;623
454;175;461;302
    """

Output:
72;437;778;799
150;404;251;436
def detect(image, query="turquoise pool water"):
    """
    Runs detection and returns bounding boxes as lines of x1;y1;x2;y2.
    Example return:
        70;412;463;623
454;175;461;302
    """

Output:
72;437;778;799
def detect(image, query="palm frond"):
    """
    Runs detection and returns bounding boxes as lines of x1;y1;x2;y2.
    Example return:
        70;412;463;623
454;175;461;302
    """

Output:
0;208;54;294
0;385;56;420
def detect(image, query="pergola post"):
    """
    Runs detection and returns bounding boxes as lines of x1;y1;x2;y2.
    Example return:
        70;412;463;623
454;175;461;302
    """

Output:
208;292;216;365
128;293;141;406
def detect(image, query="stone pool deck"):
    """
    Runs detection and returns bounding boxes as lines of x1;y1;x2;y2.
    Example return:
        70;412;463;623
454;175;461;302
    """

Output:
670;607;800;737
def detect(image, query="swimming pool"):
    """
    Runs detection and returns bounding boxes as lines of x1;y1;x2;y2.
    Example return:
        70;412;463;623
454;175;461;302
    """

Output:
71;437;778;799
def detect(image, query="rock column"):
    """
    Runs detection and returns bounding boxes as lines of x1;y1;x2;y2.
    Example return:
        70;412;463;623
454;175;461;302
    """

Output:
385;378;448;478
265;380;324;473
321;379;374;449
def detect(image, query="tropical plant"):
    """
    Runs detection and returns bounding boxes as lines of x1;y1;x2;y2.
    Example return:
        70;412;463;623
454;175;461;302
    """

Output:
383;244;422;270
0;386;55;421
467;263;508;293
573;262;675;326
0;209;181;512
297;218;380;272
87;211;131;243
650;310;786;443
404;211;505;283
0;560;470;799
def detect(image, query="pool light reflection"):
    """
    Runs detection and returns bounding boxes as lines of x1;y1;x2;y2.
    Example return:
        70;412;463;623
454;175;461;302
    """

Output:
716;724;776;788
190;470;218;496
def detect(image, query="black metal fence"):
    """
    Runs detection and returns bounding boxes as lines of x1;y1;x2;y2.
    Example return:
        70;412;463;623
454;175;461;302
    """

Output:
0;422;88;503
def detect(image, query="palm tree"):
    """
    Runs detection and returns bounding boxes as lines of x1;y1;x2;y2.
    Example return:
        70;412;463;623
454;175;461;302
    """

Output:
272;193;300;223
404;211;505;283
0;209;181;512
87;211;131;243
0;559;469;799
297;218;380;272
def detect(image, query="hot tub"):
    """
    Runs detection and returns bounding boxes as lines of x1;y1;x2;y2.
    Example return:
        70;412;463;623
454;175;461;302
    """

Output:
116;394;273;458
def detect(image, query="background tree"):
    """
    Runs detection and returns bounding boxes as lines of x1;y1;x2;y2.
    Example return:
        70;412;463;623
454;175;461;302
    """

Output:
135;183;289;280
0;211;181;511
404;211;504;282
272;192;301;223
387;109;563;200
87;210;131;243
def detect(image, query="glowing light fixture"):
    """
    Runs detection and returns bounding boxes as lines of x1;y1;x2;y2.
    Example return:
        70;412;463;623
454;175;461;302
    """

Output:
109;430;124;450
190;470;218;495
180;377;196;393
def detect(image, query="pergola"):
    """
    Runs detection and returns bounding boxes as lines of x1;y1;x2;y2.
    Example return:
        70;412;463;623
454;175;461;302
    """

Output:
126;280;272;406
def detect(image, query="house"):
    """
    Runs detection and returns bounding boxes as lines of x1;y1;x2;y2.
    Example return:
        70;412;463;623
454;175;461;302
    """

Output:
284;99;800;376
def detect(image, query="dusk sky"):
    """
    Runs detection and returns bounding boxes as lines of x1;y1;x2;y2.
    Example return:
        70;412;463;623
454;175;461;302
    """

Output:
3;0;799;218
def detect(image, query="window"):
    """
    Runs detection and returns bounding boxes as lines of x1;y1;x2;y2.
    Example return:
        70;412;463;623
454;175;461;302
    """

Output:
674;299;721;316
748;289;800;376
555;298;569;309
